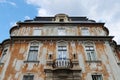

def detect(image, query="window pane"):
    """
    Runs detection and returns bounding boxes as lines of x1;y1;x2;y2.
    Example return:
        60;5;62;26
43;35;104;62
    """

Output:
87;52;91;60
23;75;34;80
85;46;96;61
58;46;67;59
59;19;64;22
81;27;90;36
33;29;41;36
92;75;102;80
91;51;96;60
28;52;37;61
30;46;38;51
28;43;39;61
58;28;66;35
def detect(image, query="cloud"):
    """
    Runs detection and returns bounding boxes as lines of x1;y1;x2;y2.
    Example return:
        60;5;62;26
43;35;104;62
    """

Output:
25;0;120;43
0;0;16;6
37;8;49;16
24;16;31;20
10;22;17;26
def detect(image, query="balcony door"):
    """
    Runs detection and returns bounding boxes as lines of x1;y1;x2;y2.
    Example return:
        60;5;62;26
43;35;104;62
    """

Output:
57;41;68;60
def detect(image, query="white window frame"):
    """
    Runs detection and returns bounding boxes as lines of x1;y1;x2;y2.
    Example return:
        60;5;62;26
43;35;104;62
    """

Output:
33;29;42;36
57;41;68;60
27;42;39;61
81;27;90;36
85;46;96;61
84;42;97;61
0;47;9;63
23;74;34;80
58;28;66;35
92;74;103;80
58;46;67;59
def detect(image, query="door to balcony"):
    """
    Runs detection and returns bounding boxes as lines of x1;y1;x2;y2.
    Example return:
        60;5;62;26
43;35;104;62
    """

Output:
58;46;67;60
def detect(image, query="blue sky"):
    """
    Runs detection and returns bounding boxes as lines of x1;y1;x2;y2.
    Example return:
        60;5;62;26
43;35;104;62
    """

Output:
0;0;120;43
0;0;37;43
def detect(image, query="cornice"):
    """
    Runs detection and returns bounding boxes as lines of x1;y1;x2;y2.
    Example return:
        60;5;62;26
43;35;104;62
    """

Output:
10;36;114;41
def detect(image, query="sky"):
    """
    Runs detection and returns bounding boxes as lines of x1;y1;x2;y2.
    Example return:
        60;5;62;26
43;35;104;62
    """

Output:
0;0;120;44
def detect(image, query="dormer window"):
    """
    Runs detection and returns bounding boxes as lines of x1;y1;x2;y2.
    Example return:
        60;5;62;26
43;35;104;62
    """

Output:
59;19;64;22
55;14;68;22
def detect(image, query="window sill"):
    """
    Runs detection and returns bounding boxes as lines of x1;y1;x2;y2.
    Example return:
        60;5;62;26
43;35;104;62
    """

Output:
24;60;40;63
85;60;101;63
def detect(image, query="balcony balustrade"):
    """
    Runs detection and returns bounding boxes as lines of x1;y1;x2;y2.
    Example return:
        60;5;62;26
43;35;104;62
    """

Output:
53;59;73;69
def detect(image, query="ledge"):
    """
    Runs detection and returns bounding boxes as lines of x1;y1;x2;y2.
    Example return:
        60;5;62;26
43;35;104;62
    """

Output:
85;60;102;63
11;36;114;41
24;60;40;63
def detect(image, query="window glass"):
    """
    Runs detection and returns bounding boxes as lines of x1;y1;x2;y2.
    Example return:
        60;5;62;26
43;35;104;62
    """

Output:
58;46;67;59
23;75;34;80
59;19;64;22
85;46;96;61
33;29;41;36
92;75;102;80
0;49;8;63
81;27;90;36
58;28;66;35
27;42;39;61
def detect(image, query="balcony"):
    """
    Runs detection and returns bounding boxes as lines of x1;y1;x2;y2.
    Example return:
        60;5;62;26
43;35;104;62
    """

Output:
44;58;82;80
52;59;73;69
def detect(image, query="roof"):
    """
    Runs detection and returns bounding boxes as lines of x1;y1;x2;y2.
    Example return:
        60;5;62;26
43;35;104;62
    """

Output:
24;16;96;23
23;13;96;23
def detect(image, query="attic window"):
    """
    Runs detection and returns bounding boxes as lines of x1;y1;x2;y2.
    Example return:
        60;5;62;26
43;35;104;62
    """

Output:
55;14;68;22
59;19;64;22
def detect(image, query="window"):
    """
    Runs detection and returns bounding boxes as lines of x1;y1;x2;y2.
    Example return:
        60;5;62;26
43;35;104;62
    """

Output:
58;28;66;35
58;46;67;59
27;42;39;61
0;49;8;63
92;75;103;80
81;27;90;35
23;75;34;80
59;19;64;22
33;29;41;36
85;46;96;61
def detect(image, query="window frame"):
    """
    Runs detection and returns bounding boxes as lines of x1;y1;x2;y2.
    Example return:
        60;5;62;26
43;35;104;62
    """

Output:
58;27;66;35
33;28;42;36
57;41;68;60
92;74;103;80
59;19;64;22
83;42;98;62
81;27;90;36
23;75;34;80
0;47;9;64
58;46;67;59
27;42;39;62
85;46;97;61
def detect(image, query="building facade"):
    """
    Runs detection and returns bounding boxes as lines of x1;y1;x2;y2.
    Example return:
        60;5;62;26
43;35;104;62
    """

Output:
0;14;120;80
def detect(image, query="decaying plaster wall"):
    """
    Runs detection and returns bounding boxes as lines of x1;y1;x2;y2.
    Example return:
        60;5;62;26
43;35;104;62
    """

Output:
0;40;120;80
10;25;107;36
